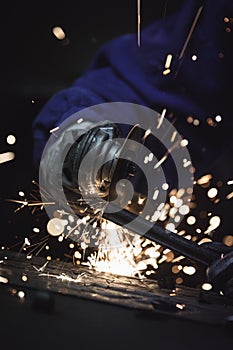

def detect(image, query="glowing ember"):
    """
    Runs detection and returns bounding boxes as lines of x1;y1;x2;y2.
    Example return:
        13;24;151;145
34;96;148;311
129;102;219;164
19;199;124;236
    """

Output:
197;174;212;185
21;274;28;282
164;54;173;69
204;216;221;234
0;151;15;164
47;218;64;236
6;134;16;145
52;26;66;40
215;115;222;122
223;235;233;247
17;290;25;299
201;283;212;291
207;188;218;198
137;0;141;47
0;276;8;284
183;266;196;275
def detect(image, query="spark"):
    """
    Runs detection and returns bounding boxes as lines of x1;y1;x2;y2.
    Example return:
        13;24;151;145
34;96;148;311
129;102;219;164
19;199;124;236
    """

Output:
32;261;49;272
50;126;59;133
172;256;185;263
223;235;233;247
154;155;167;169
180;139;188;147
74;251;82;259
206;117;215;127
176;277;183;285
193;119;200;126
21;275;28;282
170;131;177;142
163;0;168;17
226;191;233;200
183;159;191;168
164;54;173;69
154;138;182;169
152;189;159;201
6;134;16;145
47;218;65;236
227;180;233;185
5;197;55;213
137;0;141;47
26;237;49;257
0;276;8;284
24;237;30;246
17;291;25;299
201;283;212;291
148;152;153;161
35;241;49;257
176;303;185;310
215;115;222;122
178;6;203;60
162;183;169;191
187;116;193;123
157;108;167;129
39;272;86;283
187;216;196;225
197;174;212;185
191;55;197;61
183;266;196;275
143;129;151;138
166;223;176;232
138;196;146;205
28;201;55;207
52;26;66;40
0;151;15;164
204;216;221;234
178;205;189;215
163;68;171;76
207;188;218;198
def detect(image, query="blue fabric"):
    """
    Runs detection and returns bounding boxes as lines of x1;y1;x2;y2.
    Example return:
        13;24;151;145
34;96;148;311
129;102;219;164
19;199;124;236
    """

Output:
33;0;233;178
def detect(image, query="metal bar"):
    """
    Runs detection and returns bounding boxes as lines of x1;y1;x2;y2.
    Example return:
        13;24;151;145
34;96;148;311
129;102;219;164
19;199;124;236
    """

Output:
103;205;219;267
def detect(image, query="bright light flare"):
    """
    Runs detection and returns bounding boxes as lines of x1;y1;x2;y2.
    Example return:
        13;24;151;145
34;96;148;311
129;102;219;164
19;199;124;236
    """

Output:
207;188;218;198
183;266;196;275
0;152;15;164
52;26;66;40
0;276;8;284
47;218;65;236
6;134;16;145
201;283;212;291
